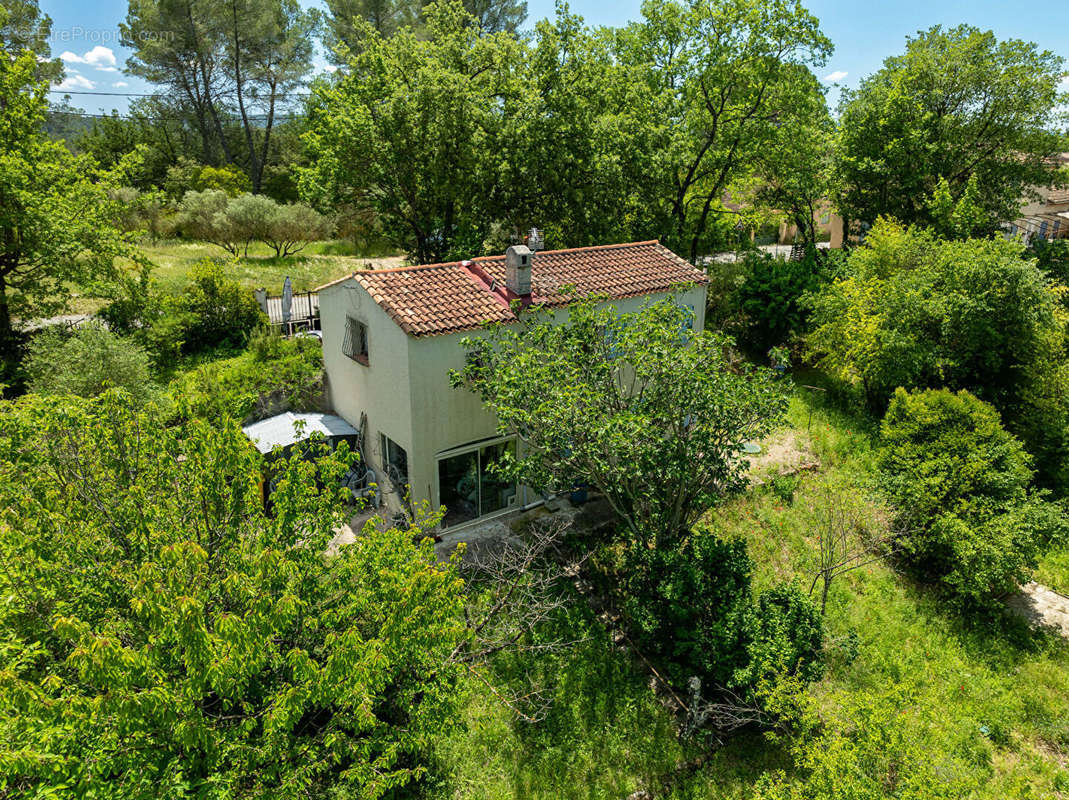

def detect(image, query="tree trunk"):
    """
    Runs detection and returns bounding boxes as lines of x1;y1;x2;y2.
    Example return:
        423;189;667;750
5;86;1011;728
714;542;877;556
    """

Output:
230;0;260;192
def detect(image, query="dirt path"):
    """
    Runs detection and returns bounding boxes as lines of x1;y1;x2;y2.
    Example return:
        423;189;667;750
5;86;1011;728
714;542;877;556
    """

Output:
1006;582;1069;637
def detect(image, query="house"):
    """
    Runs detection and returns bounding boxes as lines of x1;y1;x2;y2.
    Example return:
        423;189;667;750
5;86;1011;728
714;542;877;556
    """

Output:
316;240;709;530
1007;152;1069;243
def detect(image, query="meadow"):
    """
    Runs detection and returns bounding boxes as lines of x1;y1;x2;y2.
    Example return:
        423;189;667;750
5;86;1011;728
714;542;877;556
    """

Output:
432;387;1069;799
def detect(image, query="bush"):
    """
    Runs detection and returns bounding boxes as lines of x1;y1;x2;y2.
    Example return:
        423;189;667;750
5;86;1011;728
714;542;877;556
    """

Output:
265;202;333;257
732;250;830;353
175;259;267;354
177;189;239;253
878;388;1068;603
807;219;1069;485
24;322;154;402
623;529;754;689
622;526;824;701
225;192;277;255
168;334;324;423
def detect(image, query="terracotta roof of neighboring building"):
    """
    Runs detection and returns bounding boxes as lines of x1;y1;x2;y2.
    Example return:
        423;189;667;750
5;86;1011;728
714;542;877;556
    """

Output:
318;241;707;337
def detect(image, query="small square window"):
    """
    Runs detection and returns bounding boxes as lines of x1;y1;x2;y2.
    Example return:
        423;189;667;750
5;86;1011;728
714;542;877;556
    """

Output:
343;317;369;364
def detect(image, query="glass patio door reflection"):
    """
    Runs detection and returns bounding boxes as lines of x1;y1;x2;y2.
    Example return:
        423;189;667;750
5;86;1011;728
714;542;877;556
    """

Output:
438;440;517;528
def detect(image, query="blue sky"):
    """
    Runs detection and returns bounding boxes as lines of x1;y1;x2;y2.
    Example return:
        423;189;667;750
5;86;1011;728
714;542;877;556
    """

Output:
43;0;1069;114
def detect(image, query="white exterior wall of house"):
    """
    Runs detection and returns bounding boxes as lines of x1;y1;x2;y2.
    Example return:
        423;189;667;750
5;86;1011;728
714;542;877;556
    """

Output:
319;279;416;507
320;277;707;526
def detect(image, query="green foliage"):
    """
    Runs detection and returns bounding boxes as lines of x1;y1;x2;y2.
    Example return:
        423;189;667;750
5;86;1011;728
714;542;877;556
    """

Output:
622;529;755;688
24;322;155;402
1030;236;1069;287
926;174;989;239
170;259;268;355
168;334;324;423
836;24;1067;230
307;0;833;262
455;296;787;547
0;48;137;342
0;391;468;798
806;219;1069;485
878;388;1068;602
754;687;981;800
621;526;823;712
732;251;830;353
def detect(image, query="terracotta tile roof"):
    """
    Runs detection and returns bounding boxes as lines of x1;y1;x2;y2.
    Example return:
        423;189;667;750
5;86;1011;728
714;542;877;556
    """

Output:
323;241;706;338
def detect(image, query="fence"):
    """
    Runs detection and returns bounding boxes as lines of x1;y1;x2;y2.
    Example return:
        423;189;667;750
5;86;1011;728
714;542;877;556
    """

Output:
254;288;320;333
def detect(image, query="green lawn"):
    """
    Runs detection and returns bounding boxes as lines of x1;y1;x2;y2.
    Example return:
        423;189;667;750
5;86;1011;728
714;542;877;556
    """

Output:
433;388;1069;799
136;239;404;295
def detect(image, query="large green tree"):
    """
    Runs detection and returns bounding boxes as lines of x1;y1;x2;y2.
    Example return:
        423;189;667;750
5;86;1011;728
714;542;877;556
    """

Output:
122;0;316;191
323;0;526;61
304;1;523;263
0;391;469;797
614;0;833;261
0;1;62;81
453;297;787;547
0;49;132;345
835;25;1068;232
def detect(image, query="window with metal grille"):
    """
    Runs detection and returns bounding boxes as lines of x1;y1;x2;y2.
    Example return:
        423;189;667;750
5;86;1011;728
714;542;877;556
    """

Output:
343;317;369;364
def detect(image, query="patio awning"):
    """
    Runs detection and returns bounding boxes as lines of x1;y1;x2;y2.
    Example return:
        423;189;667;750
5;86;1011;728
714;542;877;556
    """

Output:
242;412;359;454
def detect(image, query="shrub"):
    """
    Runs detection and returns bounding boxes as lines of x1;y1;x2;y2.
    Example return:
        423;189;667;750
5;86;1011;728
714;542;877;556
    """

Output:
177;189;240;253
24;322;154;402
265;202;333;257
168;335;324;423
878;388;1068;602
737;584;825;687
622;526;824;700
176;259;267;354
807;219;1069;485
224;192;277;255
732;250;829;353
622;529;754;689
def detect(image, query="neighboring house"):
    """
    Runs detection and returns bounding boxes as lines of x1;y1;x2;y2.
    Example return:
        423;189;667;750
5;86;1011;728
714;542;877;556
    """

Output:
1008;152;1069;243
317;240;708;530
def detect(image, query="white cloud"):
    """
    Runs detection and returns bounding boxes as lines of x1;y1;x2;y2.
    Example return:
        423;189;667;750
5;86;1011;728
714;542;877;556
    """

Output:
113;81;129;88
823;70;848;82
60;46;117;69
55;74;95;91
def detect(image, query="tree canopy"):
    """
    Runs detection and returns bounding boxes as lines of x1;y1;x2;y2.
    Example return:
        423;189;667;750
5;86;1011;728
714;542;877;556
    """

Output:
0;391;469;798
835;24;1068;232
453;296;787;547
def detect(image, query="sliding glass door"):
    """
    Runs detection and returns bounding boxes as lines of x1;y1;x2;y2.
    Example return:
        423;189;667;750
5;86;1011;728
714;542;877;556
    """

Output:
437;439;518;528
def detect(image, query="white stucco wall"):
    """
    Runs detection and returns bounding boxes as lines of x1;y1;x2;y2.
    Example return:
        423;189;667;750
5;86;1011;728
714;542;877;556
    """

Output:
320;278;708;520
319;279;415;510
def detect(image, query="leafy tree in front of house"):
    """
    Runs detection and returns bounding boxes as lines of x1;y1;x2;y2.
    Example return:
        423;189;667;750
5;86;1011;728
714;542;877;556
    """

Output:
878;388;1068;603
806;219;1069;486
836;24;1067;232
0;390;469;798
454;296;787;548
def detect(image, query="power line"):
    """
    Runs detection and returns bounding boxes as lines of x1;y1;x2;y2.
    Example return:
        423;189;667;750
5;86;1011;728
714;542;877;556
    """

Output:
49;88;315;99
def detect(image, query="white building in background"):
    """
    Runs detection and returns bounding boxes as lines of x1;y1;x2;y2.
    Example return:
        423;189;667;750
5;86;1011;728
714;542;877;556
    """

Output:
316;240;708;530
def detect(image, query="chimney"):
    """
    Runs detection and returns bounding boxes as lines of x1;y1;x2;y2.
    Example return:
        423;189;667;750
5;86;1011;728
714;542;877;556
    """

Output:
505;244;532;297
